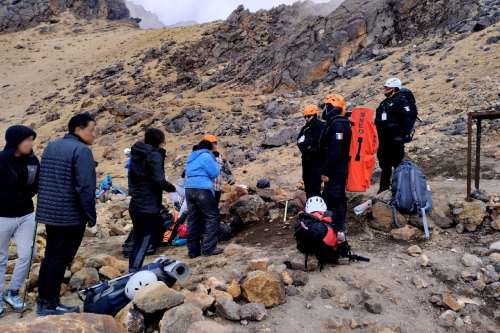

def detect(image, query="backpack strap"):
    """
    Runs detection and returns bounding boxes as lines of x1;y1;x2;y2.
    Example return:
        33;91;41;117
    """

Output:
421;207;430;239
410;166;430;239
391;204;402;228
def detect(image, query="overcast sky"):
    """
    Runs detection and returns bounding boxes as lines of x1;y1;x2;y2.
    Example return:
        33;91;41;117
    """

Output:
128;0;330;25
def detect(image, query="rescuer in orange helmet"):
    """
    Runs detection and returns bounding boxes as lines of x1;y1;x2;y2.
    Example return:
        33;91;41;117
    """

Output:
297;104;326;198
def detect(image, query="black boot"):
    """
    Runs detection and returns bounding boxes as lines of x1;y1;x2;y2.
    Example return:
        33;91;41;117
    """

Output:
37;300;80;316
203;248;224;256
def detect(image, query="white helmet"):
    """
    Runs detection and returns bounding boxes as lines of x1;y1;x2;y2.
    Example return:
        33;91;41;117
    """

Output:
305;196;327;214
384;78;402;89
125;271;158;300
123;148;131;156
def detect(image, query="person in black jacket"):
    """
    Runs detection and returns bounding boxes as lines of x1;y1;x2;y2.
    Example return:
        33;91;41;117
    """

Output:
375;78;415;193
319;94;352;231
297;104;325;198
128;128;176;272
36;112;97;316
0;126;39;315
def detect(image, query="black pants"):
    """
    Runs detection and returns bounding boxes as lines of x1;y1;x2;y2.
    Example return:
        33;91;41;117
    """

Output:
38;224;86;305
302;159;322;199
378;141;405;193
322;176;347;231
129;211;163;272
215;191;222;206
186;189;220;256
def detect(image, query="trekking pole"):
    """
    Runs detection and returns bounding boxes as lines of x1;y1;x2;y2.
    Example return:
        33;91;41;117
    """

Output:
283;200;289;222
20;220;39;319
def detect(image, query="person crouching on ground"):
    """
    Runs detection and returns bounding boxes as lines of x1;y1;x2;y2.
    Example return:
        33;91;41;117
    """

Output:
0;126;39;316
202;134;236;205
128;128;176;272
184;140;222;258
36;112;97;315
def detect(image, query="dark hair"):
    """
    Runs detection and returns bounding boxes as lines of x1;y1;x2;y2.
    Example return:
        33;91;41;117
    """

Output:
145;128;166;148
68;112;95;134
193;140;214;151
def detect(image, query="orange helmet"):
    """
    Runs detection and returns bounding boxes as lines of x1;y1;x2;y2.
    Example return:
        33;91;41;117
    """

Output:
203;134;218;143
303;104;321;117
323;94;346;113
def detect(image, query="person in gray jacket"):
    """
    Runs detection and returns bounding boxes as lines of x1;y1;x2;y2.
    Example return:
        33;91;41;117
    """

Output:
36;112;97;316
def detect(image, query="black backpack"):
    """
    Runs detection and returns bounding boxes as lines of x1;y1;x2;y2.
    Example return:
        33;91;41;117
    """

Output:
79;258;179;316
294;213;368;270
399;88;419;141
391;160;433;238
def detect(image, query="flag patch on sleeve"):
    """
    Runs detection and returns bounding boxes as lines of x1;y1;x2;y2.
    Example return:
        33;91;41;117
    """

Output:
335;133;344;140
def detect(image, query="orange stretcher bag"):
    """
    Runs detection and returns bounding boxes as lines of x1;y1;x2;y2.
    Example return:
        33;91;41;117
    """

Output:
347;107;379;192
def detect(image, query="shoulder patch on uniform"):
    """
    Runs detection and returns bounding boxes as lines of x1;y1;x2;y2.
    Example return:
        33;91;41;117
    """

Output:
335;133;344;140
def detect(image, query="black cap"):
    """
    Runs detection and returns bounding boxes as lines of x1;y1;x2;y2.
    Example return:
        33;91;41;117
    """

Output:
4;125;37;151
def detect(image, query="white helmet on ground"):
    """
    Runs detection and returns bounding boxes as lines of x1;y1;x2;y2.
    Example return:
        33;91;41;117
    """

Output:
305;196;327;214
384;78;402;89
125;271;158;300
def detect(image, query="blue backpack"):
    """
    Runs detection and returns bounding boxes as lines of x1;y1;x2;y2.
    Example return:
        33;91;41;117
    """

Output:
391;161;432;238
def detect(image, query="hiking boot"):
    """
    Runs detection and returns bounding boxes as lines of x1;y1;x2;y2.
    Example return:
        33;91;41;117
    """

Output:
3;290;24;312
36;301;80;316
203;248;224;256
189;253;201;259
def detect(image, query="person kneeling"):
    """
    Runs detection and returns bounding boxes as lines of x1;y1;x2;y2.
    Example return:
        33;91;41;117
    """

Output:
294;196;346;270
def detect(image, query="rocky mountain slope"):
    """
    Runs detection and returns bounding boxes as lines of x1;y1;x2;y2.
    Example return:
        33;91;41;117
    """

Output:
0;0;499;332
0;0;131;32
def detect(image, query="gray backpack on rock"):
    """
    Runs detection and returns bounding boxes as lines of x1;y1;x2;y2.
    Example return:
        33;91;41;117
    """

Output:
391;160;432;238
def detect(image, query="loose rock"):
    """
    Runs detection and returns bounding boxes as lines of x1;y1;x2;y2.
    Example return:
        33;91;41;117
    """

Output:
160;304;204;333
242;271;286;308
215;299;241;321
239;303;267;321
133;282;185;314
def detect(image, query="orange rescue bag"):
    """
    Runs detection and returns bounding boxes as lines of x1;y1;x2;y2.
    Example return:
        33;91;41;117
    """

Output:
347;107;379;192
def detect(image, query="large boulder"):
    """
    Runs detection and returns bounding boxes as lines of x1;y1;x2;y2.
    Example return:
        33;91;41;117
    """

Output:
450;200;488;232
241;271;286;308
262;128;298;148
160;304;204;333
229;195;268;224
0;313;126;332
133;282;185;314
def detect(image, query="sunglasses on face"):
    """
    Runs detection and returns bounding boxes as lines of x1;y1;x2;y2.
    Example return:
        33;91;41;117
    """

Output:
304;115;314;119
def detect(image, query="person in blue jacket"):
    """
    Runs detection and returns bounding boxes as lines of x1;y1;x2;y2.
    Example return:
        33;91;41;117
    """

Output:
184;140;221;258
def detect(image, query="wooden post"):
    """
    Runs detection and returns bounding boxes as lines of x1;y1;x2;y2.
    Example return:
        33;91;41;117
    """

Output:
466;113;473;201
